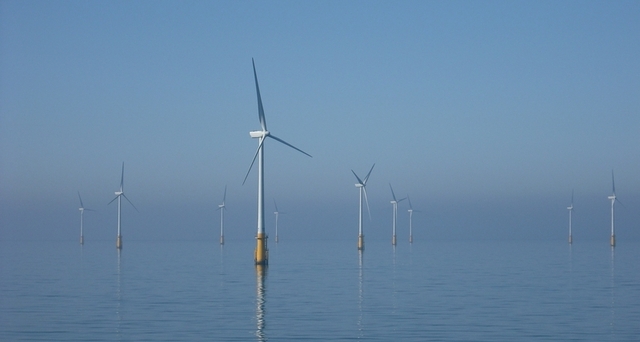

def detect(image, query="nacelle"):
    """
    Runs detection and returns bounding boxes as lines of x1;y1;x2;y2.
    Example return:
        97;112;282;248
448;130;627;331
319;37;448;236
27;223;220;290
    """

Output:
250;130;268;138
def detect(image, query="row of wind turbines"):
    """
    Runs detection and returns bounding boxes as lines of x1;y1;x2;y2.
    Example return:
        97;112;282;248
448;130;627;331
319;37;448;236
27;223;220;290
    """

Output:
567;170;623;247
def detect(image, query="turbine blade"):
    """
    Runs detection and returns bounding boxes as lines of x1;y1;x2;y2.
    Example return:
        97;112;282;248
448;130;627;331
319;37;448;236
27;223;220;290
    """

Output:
389;183;397;202
363;163;375;185
223;185;227;203
122;194;139;212
274;199;279;213
108;195;119;205
120;162;125;191
571;189;574;206
78;191;84;208
268;134;312;158
398;197;407;203
616;197;625;208
351;170;364;185
252;58;267;131
407;196;413;210
85;208;96;212
363;186;372;221
243;138;266;185
612;170;616;195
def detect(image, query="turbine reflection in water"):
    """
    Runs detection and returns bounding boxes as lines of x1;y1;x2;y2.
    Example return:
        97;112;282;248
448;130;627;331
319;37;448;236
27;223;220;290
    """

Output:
357;250;364;339
116;249;122;340
255;265;267;341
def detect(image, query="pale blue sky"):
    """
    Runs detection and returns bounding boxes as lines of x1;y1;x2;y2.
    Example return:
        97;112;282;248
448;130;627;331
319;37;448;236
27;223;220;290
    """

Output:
2;1;639;242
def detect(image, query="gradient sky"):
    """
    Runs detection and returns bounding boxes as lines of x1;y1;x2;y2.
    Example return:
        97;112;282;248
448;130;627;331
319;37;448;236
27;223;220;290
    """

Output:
2;1;639;243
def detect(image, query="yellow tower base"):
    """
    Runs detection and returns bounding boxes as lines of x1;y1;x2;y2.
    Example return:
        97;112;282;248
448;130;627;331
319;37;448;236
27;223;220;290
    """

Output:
255;233;268;265
568;235;572;244
392;235;397;245
220;235;224;245
80;236;84;245
358;234;364;250
610;235;615;247
116;235;122;249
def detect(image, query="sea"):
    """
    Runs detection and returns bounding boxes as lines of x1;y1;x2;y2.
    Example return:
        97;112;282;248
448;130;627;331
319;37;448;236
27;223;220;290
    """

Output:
1;238;639;341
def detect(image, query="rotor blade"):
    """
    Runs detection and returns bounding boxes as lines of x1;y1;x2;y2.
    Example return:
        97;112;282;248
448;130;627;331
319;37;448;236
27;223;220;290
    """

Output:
398;197;407;203
571;189;574;206
108;195;119;205
351;170;364;185
615;197;626;208
242;138;266;185
274;199;279;213
122;194;139;212
120;162;125;191
223;185;227;203
363;186;372;221
612;170;616;195
363;163;375;185
78;191;84;208
252;58;267;131
389;183;397;202
407;196;413;210
268;134;312;158
85;208;96;212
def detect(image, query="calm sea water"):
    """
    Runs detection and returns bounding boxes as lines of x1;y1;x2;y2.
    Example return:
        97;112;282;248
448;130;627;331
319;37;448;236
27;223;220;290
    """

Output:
1;237;639;341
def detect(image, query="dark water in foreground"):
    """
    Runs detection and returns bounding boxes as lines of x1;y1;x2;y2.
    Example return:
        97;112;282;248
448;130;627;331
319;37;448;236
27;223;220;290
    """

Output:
1;238;639;341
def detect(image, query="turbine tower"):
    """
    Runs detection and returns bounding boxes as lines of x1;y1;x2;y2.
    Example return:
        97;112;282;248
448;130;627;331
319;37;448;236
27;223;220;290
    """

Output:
608;171;621;247
243;59;312;265
77;191;94;245
352;164;374;250
407;196;420;243
389;183;406;246
567;190;573;244
108;162;138;249
218;185;227;245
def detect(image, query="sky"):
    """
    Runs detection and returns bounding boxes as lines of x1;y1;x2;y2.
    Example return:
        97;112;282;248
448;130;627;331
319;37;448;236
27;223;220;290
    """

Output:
1;1;639;244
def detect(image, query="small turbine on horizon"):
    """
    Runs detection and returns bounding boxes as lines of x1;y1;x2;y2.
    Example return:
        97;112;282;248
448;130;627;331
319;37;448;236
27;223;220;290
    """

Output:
608;170;622;247
407;196;420;243
352;164;375;251
217;185;227;245
243;59;312;265
389;183;406;246
77;191;95;245
567;190;574;244
108;162;138;249
273;199;284;243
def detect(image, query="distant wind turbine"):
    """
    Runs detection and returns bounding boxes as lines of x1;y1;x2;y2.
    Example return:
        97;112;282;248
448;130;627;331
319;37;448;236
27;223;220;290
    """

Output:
273;199;284;243
352;164;375;250
217;185;227;245
608;170;622;247
77;191;94;245
407;196;420;243
108;162;138;249
243;59;312;265
389;184;406;246
567;190;574;244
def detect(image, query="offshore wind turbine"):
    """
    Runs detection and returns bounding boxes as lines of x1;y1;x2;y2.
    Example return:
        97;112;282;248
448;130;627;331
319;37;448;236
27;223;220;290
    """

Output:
108;162;138;249
608;170;621;247
217;185;227;245
407;196;420;243
389;184;406;246
567;190;574;244
243;59;312;265
273;199;282;243
77;191;94;245
352;164;375;251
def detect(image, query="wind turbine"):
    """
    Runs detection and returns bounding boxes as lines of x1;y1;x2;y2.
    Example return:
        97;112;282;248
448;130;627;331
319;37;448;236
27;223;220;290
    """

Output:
407;196;420;243
217;185;227;245
567;190;574;244
389;183;406;246
608;170;622;247
77;191;94;245
243;59;312;265
108;162;138;249
352;164;375;251
273;199;282;243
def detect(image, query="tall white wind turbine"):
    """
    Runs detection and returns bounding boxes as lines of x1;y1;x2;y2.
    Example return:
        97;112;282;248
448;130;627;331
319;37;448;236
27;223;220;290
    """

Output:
608;171;622;247
389;183;406;246
243;59;312;265
218;185;227;245
77;191;94;245
407;196;420;243
108;162;138;249
567;190;574;244
352;164;375;251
